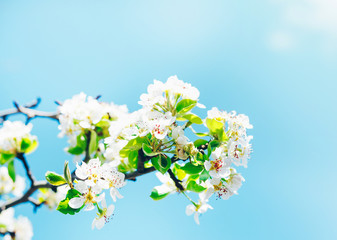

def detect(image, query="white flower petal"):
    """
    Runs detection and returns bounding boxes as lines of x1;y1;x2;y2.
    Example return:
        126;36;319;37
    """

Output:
68;197;84;209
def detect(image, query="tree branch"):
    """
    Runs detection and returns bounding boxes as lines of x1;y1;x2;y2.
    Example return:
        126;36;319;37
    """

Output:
0;98;41;123
16;153;35;187
167;169;184;191
12;101;59;124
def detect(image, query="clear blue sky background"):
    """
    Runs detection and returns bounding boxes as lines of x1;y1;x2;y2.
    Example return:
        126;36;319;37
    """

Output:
0;0;336;239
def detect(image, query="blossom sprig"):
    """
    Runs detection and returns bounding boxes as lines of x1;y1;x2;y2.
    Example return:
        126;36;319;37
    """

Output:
58;92;128;162
0;121;38;183
46;158;125;229
47;75;253;227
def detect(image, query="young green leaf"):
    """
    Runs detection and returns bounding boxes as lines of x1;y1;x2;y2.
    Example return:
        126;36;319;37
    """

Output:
186;181;206;193
151;155;171;174
183;113;203;124
194;139;209;148
150;188;170;201
142;143;158;157
181;162;203;175
67;146;84;155
7;160;15;182
176;99;197;114
89;131;98;155
63;161;72;186
45;171;67;186
57;189;83;215
0;153;15;165
20;138;31;152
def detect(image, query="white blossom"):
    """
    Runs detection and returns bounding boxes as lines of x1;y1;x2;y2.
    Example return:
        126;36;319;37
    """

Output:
204;147;231;179
68;181;104;211
0;121;37;154
185;196;213;225
92;193;115;230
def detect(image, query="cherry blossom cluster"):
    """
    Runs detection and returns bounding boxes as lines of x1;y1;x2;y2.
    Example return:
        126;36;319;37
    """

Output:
58;92;128;138
45;75;253;227
0;208;33;240
67;158;125;229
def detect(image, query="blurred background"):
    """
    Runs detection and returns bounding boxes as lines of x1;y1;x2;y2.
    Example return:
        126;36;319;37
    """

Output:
0;0;336;239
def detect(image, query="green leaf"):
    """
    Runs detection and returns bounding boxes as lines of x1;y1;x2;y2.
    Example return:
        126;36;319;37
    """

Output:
63;161;72;185
142;143;159;157
67;146;84;155
120;137;144;157
150;188;170;200
186;181;206;193
76;133;87;149
45;171;67;186
199;169;210;182
128;150;138;169
7;160;15;182
181;162;203;175
195;132;209;137
176;99;197;114
0;153;15;165
24;139;38;154
183;114;203;124
89;131;98;155
194;139;209;148
151;155;171;174
206;118;224;134
210;140;220;150
20;138;31;152
57;189;83;215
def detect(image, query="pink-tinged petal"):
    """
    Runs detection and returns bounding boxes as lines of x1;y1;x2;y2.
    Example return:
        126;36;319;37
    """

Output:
68;197;84;209
185;205;195;216
194;212;200;225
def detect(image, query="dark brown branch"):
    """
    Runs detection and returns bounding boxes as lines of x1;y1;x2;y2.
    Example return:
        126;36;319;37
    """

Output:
167;169;184;191
16;153;35;186
0;151;183;213
83;131;91;163
28;197;45;213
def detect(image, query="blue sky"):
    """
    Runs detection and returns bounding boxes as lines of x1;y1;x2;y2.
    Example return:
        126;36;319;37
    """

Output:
0;0;336;239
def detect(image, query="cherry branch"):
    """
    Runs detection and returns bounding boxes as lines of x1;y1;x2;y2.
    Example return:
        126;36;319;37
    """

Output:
0;98;59;124
16;153;35;186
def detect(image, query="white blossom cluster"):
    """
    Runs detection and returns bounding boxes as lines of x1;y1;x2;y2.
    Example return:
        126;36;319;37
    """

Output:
103;76;201;168
0;167;25;197
0;121;37;155
68;158;125;229
51;76;253;227
0;208;33;240
58;92;128;138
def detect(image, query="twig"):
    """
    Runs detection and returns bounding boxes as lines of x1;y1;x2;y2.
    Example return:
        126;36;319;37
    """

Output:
16;153;35;187
13;101;59;124
0;98;41;123
167;169;184;191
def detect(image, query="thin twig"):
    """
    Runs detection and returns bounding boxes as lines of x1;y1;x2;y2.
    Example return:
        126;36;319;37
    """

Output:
167;169;184;191
16;153;35;187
